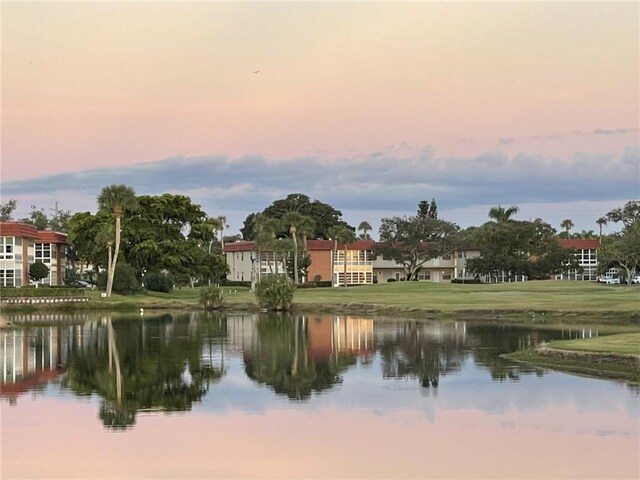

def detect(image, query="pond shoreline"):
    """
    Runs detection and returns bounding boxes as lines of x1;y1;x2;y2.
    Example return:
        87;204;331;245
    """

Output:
3;300;639;383
503;347;640;384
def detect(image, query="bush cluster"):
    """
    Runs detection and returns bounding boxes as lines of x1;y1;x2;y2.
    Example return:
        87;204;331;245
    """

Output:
450;278;483;284
222;280;251;288
200;285;224;310
144;272;174;293
296;280;332;289
97;263;142;295
255;274;294;311
0;287;86;298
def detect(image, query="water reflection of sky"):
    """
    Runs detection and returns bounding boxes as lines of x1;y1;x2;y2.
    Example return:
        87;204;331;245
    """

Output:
2;316;639;479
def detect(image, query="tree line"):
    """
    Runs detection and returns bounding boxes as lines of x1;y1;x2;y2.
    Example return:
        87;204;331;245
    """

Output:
1;188;638;288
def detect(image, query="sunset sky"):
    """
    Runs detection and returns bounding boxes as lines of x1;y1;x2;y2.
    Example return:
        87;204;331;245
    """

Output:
2;1;638;235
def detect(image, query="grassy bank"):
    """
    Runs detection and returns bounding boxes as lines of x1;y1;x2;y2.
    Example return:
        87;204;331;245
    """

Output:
2;281;639;319
503;333;640;383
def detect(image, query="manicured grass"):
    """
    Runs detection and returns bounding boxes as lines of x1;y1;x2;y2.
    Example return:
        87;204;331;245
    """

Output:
547;333;640;356
503;332;640;383
288;280;640;314
34;280;640;314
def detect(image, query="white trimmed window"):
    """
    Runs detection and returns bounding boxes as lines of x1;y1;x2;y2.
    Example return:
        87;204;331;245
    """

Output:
0;237;16;260
35;243;52;264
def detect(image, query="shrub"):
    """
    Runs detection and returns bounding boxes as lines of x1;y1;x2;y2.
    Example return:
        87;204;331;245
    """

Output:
450;278;483;284
296;280;332;289
255;274;294;311
144;272;174;293
386;278;397;282
200;285;224;310
222;280;251;288
97;263;142;295
0;287;85;298
29;262;50;285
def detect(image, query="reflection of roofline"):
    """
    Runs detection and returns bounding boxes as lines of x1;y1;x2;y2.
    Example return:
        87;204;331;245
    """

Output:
0;368;66;398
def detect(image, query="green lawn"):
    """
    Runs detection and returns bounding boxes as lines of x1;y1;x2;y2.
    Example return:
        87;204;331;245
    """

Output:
547;333;640;356
288;280;640;313
84;280;639;315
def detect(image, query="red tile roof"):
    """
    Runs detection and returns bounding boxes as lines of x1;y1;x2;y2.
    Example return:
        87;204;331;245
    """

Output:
306;239;334;251
0;222;39;238
0;222;67;243
558;239;600;249
223;241;256;253
37;231;68;244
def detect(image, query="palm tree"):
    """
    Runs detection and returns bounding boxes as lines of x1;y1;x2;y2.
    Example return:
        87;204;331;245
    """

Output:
282;212;315;284
596;217;607;242
217;216;228;250
358;221;372;240
204;217;223;254
97;185;137;297
488;205;519;223
560;219;574;239
253;214;280;275
328;226;357;287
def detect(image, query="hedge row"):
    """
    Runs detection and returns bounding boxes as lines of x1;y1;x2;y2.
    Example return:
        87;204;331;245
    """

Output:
296;281;333;289
0;287;87;298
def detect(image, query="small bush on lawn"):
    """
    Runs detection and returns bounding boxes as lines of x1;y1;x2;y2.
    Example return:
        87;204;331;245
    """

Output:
255;274;294;311
200;286;224;310
144;272;174;293
97;263;142;295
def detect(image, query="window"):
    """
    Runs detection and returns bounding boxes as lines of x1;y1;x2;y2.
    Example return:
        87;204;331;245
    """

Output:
0;237;15;260
35;243;52;264
0;269;15;287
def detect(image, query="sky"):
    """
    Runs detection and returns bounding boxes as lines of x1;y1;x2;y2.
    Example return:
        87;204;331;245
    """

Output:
1;1;639;237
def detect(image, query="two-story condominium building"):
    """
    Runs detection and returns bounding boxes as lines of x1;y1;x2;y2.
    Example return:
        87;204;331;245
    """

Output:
556;238;600;281
0;222;68;287
224;238;483;286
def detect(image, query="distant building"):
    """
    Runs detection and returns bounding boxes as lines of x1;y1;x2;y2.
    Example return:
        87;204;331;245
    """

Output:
0;222;68;287
557;238;600;281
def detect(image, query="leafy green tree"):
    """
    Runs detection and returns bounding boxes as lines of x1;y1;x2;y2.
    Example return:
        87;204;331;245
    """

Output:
375;215;459;281
21;205;49;230
241;193;352;240
97;185;138;297
606;200;640;228
599;202;640;283
467;218;578;281
28;261;50;286
0;199;17;221
328;225;357;286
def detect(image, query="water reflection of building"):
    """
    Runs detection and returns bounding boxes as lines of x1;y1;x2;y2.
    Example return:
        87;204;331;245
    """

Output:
308;316;374;360
1;327;67;402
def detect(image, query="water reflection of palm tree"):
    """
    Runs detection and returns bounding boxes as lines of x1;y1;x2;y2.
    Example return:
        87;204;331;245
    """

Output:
106;317;123;403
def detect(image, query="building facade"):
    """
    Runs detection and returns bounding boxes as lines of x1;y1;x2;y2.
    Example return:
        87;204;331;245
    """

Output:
0;222;68;287
556;238;600;281
224;239;484;286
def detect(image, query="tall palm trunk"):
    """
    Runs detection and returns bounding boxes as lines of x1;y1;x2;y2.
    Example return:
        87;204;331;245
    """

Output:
107;211;121;297
291;227;299;284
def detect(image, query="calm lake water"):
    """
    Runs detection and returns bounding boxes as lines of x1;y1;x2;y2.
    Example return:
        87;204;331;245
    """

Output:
1;312;638;479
